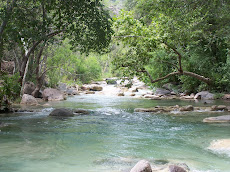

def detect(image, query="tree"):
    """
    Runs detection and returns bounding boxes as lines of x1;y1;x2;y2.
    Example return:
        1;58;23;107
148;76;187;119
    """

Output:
0;0;113;96
113;0;230;92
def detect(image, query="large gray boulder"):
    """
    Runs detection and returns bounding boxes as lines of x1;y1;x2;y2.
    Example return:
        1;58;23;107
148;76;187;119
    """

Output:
130;160;152;172
155;88;171;96
203;115;230;123
42;88;64;101
20;94;38;105
23;82;35;95
49;108;74;117
58;83;67;91
194;91;214;100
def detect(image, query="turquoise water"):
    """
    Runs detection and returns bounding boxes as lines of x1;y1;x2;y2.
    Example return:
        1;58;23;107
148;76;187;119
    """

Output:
0;95;230;172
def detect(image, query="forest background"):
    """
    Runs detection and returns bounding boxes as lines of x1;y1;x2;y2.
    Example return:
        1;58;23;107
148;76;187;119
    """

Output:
0;0;230;105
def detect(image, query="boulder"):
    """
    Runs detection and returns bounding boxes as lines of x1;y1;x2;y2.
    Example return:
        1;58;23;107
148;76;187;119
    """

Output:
20;94;38;105
49;108;74;117
194;91;214;100
58;83;67;91
23;82;35;95
130;93;136;96
179;105;194;111
66;88;73;95
211;105;227;111
168;165;187;172
72;89;79;95
89;85;103;91
203;115;230;123
223;94;230;100
130;160;152;172
155;88;171;96
42;88;64;101
80;85;90;91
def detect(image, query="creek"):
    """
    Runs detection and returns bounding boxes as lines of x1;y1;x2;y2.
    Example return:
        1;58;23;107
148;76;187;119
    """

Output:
0;94;230;172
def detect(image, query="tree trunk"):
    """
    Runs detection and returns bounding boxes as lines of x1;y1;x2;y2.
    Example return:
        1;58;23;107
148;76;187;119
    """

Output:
20;57;30;97
31;45;45;98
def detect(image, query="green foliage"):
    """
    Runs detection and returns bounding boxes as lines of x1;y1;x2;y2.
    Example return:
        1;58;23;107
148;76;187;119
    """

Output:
0;73;21;108
46;39;103;87
112;0;230;92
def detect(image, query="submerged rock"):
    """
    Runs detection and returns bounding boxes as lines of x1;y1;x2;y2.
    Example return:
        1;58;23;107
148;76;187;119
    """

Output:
20;94;38;105
203;115;230;123
130;160;152;172
74;109;90;115
49;108;74;117
208;139;230;151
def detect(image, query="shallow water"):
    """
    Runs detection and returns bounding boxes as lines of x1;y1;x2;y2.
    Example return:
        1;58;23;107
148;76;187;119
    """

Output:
0;95;230;172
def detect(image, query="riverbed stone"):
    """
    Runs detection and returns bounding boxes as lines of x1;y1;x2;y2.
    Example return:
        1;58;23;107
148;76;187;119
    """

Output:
89;85;103;91
179;105;194;111
58;82;67;91
155;88;171;96
194;91;214;100
211;105;227;111
42;88;65;101
49;108;74;117
135;106;173;113
130;160;152;172
203;115;230;123
21;94;38;105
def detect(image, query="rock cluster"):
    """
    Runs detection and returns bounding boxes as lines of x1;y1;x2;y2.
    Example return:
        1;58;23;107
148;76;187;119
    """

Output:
130;160;189;172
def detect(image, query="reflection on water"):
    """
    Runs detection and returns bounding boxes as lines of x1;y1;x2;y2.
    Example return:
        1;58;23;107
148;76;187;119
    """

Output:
0;95;230;172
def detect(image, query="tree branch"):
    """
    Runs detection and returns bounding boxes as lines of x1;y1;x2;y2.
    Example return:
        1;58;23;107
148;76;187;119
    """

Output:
163;42;183;72
183;71;211;84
